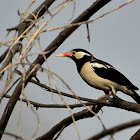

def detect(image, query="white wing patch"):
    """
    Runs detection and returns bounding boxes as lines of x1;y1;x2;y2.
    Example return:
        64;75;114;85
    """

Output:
91;63;106;69
106;64;114;69
90;62;114;70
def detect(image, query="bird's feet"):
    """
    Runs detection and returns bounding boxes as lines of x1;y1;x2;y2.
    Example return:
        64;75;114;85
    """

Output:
98;93;113;100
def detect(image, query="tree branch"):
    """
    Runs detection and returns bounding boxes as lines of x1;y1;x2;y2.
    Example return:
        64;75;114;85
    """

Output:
30;79;140;113
3;90;140;113
88;119;140;140
36;104;102;140
3;95;92;109
0;131;24;140
130;129;140;140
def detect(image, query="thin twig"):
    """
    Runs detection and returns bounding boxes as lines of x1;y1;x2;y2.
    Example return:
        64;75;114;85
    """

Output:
0;131;24;140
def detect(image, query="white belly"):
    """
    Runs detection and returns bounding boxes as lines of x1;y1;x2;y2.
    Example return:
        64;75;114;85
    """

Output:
79;62;119;91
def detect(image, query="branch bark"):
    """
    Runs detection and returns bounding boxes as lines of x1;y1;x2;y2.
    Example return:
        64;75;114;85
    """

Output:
88;119;140;140
36;104;102;140
3;91;140;113
130;129;140;140
3;94;92;109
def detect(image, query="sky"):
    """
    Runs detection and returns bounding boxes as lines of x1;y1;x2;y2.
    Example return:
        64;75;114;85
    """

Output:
0;0;140;140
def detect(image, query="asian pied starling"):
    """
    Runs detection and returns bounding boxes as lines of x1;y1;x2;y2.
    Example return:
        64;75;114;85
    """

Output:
56;48;140;103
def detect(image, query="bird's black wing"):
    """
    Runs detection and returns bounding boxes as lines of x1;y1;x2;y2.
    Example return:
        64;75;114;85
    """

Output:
90;59;138;90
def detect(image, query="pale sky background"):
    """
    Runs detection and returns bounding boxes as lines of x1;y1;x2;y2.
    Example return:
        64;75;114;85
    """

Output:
0;0;140;140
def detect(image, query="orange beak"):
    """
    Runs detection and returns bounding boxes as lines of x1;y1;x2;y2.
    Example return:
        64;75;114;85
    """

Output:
56;53;72;57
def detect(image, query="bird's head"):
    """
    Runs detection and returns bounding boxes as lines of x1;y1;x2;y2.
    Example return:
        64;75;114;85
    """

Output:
56;48;95;64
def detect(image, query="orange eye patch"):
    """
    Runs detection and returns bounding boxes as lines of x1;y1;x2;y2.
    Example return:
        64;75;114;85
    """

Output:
71;51;77;56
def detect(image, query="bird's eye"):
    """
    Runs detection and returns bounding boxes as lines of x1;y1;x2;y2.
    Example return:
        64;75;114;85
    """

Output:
72;51;76;55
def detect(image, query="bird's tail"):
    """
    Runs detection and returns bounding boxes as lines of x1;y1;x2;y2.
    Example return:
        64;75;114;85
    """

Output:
131;90;140;104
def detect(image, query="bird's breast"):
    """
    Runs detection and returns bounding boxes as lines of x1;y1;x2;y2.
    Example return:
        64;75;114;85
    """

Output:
79;62;112;91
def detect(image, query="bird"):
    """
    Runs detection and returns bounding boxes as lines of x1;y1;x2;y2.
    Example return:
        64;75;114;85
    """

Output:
56;48;140;104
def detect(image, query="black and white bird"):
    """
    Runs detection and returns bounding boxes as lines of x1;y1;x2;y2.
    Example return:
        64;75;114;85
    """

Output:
56;48;140;103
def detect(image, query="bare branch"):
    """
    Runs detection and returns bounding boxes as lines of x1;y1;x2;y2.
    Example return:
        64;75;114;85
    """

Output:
86;23;90;42
3;94;92;109
0;42;22;78
130;129;140;140
0;131;24;140
36;104;102;140
88;119;140;140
